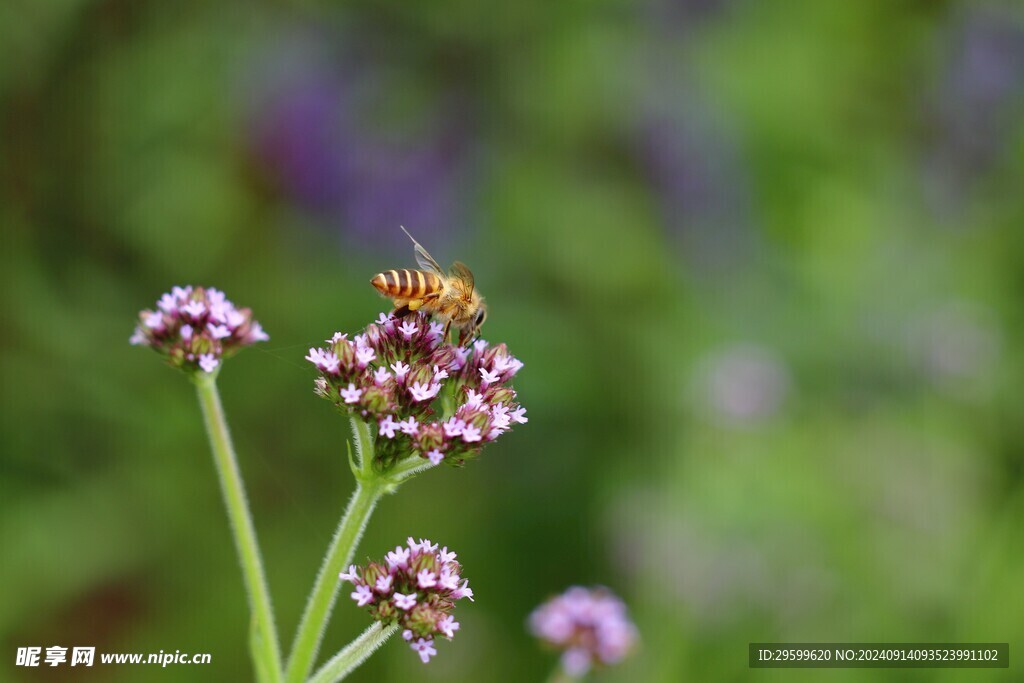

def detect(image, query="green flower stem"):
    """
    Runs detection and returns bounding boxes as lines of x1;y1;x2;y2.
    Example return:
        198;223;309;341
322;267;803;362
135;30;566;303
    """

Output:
388;453;437;483
285;418;384;683
307;623;399;683
194;373;283;683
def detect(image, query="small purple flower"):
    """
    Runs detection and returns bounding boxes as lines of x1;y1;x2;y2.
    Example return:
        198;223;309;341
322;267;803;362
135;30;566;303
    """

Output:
391;361;410;383
351;585;374;607
247;322;270;343
182;300;206;320
437;615;459;639
399;320;419;340
479;368;500;386
340;383;363;404
461;425;483;443
207;323;232;340
530;586;638;675
375;574;394;594
427;449;444;465
408;537;438;554
306;348;341;374
386;545;411;570
417;570;437;589
132;286;268;375
443;418;465;438
410;638;437;664
451;580;474;602
409;381;441;402
356;346;376;369
379;415;399;439
438;568;459;591
398;417;419;436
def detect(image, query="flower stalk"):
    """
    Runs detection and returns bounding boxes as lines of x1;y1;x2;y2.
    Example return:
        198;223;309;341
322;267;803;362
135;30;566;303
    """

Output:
194;372;283;682
307;623;399;683
285;419;384;683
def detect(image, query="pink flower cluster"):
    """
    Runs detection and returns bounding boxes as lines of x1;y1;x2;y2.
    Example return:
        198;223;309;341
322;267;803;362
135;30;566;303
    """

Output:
529;587;638;676
307;312;526;468
131;286;269;373
339;537;473;664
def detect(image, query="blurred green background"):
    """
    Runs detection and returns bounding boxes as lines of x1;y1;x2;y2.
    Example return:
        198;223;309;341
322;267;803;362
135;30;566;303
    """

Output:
3;0;1024;681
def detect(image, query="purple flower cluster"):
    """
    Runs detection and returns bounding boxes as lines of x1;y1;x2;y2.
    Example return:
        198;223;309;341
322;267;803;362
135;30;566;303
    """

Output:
339;537;472;664
530;587;638;676
306;312;526;468
131;286;269;374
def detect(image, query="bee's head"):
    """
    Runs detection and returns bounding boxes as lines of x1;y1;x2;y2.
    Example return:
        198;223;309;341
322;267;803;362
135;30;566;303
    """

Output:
459;300;488;346
473;305;487;332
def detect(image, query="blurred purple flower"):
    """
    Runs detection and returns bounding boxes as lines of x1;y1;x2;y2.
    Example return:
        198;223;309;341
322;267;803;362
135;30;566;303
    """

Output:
634;97;758;272
924;8;1024;213
529;586;638;675
691;344;791;425
242;29;475;245
905;301;1001;397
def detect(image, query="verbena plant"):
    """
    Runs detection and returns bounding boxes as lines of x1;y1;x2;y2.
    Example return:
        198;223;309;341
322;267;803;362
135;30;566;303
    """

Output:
131;285;527;682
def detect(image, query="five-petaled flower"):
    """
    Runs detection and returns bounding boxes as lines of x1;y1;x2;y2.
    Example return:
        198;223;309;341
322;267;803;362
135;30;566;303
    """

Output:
339;537;473;663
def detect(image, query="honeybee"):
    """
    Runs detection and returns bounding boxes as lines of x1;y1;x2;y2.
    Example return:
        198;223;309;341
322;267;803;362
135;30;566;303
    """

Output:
371;227;487;345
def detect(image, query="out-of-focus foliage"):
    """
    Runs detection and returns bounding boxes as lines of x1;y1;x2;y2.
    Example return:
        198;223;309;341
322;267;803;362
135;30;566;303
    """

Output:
2;0;1024;681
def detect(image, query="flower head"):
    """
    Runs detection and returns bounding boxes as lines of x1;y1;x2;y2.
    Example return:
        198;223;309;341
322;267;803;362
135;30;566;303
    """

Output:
306;312;527;470
131;286;268;374
529;586;638;675
339;537;472;664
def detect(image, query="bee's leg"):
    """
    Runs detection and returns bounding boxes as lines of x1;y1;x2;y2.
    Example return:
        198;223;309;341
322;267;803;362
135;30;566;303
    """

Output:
392;305;413;318
442;320;452;343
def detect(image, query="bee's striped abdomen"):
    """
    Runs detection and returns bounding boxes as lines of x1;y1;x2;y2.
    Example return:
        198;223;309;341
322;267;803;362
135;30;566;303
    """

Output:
371;269;442;299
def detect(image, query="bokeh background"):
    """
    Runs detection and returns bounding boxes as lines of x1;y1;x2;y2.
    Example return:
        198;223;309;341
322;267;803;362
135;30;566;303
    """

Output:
3;0;1024;681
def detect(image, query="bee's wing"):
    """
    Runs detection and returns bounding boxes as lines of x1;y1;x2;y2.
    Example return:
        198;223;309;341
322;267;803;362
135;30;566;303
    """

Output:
400;226;444;276
449;261;475;299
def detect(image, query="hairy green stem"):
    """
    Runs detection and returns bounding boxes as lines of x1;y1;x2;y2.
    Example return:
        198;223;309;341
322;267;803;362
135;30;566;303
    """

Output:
194;373;283;683
307;623;399;683
284;419;383;683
